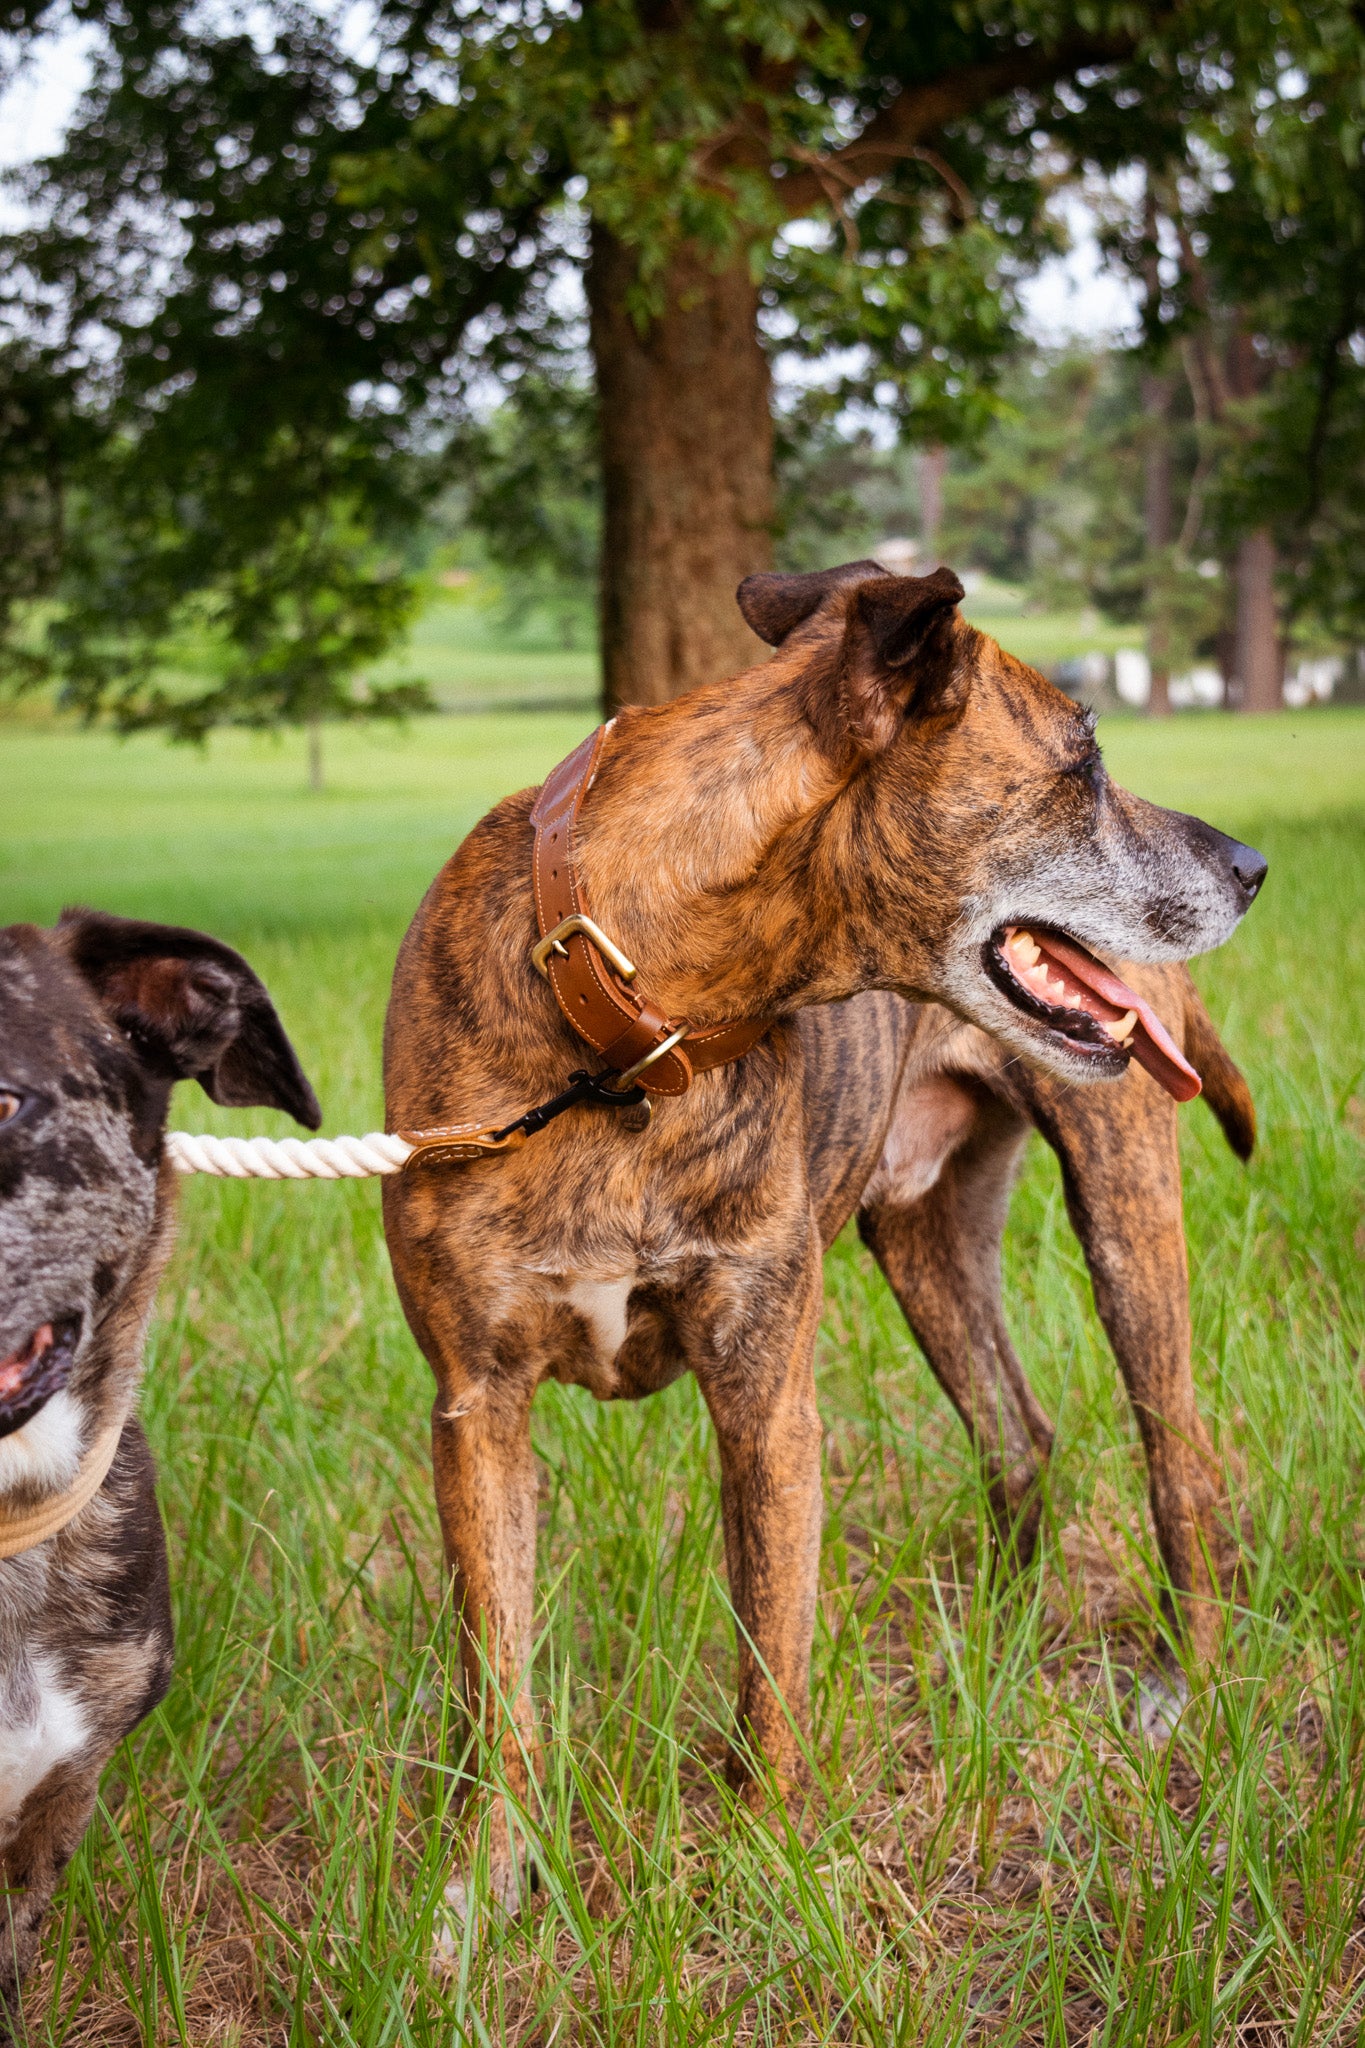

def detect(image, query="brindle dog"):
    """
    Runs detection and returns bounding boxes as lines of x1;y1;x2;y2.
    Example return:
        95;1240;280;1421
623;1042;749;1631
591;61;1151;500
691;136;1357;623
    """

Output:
850;963;1253;1601
0;911;318;2025
382;562;1264;1923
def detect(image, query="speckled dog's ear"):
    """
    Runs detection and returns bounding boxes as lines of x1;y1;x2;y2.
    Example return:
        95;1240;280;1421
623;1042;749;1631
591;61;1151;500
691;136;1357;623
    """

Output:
56;910;322;1129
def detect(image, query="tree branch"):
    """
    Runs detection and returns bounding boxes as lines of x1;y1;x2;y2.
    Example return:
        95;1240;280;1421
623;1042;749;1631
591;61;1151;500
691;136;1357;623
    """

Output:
770;31;1141;218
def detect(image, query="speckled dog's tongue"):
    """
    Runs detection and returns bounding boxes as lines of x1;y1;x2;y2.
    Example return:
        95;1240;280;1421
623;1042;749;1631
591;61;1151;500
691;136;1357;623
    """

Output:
0;1324;53;1398
1002;929;1203;1102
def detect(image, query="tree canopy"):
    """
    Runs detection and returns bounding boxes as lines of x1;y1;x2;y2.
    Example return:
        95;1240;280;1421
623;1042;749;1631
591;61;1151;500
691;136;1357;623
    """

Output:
1;0;1362;718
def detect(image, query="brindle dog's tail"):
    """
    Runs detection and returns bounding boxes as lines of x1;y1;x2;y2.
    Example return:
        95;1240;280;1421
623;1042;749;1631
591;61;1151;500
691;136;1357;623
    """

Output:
1183;976;1256;1161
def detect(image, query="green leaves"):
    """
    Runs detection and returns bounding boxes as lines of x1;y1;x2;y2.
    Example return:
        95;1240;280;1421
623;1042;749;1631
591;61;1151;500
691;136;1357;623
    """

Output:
8;0;1359;718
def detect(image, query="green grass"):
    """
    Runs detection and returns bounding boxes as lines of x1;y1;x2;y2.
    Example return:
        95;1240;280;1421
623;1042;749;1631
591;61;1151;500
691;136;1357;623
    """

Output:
3;706;1364;2044
367;592;599;712
960;582;1144;665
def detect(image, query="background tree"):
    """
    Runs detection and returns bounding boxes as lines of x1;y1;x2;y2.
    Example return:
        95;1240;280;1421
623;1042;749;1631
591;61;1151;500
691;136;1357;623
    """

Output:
4;1;1361;719
0;0;547;754
457;376;600;651
1063;7;1365;710
0;338;92;688
0;0;1158;717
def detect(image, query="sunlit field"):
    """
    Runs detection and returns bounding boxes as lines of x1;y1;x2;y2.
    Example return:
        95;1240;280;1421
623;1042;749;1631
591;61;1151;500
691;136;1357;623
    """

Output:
3;704;1363;2044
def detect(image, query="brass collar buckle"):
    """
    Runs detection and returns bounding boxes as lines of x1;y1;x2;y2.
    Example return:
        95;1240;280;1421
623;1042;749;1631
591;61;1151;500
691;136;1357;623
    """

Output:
531;913;637;984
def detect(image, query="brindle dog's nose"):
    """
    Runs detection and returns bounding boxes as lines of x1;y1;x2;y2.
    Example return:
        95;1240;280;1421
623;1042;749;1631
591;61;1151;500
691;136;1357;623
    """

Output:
1186;816;1268;906
1228;839;1268;903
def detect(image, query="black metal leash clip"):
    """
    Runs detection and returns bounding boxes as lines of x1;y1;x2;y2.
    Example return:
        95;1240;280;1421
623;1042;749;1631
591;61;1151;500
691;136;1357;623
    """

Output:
493;1069;648;1143
398;1068;650;1171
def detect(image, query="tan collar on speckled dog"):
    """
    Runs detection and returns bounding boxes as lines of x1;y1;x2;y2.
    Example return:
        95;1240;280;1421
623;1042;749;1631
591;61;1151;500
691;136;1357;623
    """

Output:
0;1421;124;1560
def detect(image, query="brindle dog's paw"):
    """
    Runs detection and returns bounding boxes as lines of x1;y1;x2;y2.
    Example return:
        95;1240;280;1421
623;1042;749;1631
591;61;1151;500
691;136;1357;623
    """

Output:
1134;1666;1189;1746
432;1858;527;1966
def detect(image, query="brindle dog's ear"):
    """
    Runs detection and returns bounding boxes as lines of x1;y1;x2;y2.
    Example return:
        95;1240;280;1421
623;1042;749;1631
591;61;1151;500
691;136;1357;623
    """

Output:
849;566;967;751
57;910;322;1128
736;561;886;646
853;567;965;676
794;565;967;758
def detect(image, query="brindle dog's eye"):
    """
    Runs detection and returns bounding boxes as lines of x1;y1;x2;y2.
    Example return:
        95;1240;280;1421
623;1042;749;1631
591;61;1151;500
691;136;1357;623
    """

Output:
0;1091;23;1126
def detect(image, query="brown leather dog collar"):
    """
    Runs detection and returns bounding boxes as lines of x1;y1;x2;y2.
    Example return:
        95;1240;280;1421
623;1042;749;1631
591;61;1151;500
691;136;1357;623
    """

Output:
529;724;765;1096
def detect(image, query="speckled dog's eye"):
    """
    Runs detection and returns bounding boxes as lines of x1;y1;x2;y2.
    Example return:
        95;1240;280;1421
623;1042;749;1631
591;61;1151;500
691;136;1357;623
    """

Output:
0;1091;22;1125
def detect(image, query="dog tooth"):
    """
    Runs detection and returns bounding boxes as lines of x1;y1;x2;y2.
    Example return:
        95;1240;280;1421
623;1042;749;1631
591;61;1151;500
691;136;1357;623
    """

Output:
1004;929;1042;969
1100;1009;1138;1044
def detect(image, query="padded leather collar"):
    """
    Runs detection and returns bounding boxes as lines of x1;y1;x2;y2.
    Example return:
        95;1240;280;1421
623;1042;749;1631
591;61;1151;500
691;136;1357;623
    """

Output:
529;725;766;1095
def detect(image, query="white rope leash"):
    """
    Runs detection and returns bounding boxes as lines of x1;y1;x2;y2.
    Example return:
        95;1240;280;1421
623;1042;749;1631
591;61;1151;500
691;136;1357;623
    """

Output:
167;1131;414;1180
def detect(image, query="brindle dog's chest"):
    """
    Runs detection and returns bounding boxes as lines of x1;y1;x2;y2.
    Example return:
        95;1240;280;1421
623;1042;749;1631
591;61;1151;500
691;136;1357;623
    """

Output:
508;1242;764;1402
448;995;921;1406
543;1267;684;1400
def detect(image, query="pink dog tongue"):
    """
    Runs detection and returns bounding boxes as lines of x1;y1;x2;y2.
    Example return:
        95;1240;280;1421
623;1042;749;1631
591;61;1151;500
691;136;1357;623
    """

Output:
0;1324;53;1399
1017;931;1203;1103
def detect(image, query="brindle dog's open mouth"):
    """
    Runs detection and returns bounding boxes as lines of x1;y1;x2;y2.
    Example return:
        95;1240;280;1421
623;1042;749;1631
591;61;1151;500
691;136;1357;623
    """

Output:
984;925;1203;1102
0;1317;82;1439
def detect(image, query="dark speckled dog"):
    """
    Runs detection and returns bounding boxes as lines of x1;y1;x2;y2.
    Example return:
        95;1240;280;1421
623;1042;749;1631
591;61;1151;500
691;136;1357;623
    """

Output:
0;910;318;2025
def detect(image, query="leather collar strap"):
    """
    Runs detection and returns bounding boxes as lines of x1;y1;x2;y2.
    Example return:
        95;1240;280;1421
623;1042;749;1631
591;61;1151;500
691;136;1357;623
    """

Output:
530;724;766;1096
0;1418;124;1561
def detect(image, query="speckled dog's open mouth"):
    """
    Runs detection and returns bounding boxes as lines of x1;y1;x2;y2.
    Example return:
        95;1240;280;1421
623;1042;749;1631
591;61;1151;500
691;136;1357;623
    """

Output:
0;1317;81;1438
984;926;1202;1102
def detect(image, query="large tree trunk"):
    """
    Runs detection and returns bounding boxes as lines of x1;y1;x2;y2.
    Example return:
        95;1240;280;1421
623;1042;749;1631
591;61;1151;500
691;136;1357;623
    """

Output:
1233;528;1281;712
1141;370;1173;718
1225;331;1281;714
919;445;947;560
588;224;774;710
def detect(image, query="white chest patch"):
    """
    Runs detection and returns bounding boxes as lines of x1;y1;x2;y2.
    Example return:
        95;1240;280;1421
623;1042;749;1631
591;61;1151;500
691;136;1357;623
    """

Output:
0;1655;89;1826
0;1391;85;1500
561;1275;634;1367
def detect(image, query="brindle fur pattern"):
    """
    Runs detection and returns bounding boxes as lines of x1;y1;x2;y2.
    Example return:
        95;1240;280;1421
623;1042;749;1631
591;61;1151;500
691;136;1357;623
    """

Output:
0;914;318;2027
854;970;1254;1621
382;563;1263;1924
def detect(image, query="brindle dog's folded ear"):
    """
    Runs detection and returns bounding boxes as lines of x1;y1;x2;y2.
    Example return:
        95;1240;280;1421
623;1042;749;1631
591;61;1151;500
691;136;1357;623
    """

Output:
841;567;967;752
736;561;886;647
57;910;322;1128
743;562;967;760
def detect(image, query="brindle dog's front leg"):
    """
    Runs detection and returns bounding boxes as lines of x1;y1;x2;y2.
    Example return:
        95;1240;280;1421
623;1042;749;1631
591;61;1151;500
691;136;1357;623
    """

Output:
0;1761;103;2035
858;1085;1054;1562
694;1248;826;1805
1023;1069;1233;1664
429;1362;541;1929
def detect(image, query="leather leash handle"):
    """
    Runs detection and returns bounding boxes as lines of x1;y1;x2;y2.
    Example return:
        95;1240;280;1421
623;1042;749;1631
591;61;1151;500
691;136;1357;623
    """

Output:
531;727;694;1095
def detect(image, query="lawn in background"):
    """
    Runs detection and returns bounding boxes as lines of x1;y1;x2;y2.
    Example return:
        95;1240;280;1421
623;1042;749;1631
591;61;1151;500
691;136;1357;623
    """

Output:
361;578;1140;712
366;590;600;712
3;705;1363;2043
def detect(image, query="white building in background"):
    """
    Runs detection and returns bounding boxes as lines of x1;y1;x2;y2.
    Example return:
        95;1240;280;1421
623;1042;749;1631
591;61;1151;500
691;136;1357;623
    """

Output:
1114;649;1150;706
1115;648;1225;708
1169;665;1225;709
1285;656;1343;708
873;538;920;577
